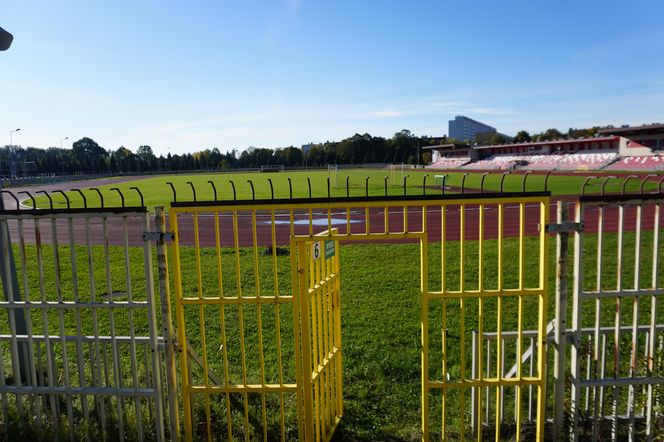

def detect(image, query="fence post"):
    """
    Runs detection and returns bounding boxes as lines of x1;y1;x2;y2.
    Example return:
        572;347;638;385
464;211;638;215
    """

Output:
155;206;181;441
0;185;30;386
553;200;569;440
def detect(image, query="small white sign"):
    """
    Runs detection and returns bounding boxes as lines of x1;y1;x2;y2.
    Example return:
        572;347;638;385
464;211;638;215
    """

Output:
311;241;322;261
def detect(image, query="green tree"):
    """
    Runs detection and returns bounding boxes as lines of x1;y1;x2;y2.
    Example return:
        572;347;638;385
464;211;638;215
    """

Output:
514;130;531;143
72;137;108;172
136;145;157;170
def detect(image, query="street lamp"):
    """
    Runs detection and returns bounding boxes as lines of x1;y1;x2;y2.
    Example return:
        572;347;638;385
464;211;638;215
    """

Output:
60;136;69;149
9;128;20;146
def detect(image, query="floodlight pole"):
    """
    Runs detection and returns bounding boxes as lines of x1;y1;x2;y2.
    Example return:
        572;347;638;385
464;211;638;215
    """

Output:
9;127;19;146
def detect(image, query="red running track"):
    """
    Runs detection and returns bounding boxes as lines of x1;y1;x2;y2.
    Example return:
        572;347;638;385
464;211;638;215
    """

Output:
4;200;662;248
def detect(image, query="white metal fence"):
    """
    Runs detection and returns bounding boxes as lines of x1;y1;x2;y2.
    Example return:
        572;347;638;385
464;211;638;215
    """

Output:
0;205;167;440
469;194;664;441
568;194;664;441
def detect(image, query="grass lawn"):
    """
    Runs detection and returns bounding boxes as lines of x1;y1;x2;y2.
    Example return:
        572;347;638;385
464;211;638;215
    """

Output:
28;169;662;210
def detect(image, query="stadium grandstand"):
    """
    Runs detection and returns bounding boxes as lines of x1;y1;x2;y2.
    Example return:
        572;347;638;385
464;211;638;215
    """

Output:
426;123;664;171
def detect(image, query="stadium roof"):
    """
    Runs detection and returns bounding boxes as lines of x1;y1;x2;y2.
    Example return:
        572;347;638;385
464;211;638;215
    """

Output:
598;124;664;136
473;136;618;150
422;143;469;151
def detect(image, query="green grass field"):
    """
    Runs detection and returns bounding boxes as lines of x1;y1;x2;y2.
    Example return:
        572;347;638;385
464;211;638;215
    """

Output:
29;168;662;210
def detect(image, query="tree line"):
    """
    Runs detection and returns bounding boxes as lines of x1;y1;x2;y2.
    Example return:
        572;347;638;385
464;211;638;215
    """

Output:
0;126;608;176
0;130;441;176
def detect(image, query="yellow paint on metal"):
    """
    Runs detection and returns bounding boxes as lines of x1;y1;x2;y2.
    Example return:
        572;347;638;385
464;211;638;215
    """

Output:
169;194;549;441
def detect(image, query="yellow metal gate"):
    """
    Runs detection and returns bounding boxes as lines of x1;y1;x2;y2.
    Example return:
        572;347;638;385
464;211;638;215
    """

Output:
293;232;343;442
168;192;549;441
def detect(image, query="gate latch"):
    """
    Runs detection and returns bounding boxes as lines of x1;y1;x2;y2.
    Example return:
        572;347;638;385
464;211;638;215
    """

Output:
142;231;175;242
546;222;584;234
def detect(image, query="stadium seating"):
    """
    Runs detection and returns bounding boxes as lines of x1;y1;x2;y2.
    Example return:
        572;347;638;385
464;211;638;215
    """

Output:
547;152;617;170
461;155;520;170
459;152;618;171
604;155;664;171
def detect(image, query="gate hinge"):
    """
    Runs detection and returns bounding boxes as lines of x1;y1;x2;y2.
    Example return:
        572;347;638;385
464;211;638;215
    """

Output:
546;222;584;234
142;231;175;242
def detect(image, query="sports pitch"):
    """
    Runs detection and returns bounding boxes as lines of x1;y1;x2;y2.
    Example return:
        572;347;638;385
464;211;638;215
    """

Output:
28;168;664;210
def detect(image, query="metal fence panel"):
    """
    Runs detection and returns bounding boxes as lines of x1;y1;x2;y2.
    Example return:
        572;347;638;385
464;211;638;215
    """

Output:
570;196;664;442
0;208;165;441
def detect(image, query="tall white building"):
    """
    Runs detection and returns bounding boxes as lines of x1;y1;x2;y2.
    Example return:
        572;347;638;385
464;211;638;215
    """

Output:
448;115;496;142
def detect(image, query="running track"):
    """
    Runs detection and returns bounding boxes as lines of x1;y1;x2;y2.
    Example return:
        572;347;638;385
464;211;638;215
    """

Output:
1;195;661;248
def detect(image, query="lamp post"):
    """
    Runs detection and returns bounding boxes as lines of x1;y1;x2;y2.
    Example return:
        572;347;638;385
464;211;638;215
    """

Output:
60;136;69;149
9;128;20;146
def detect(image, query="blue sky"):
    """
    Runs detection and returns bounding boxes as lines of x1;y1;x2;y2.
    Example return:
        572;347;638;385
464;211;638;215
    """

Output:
2;1;663;156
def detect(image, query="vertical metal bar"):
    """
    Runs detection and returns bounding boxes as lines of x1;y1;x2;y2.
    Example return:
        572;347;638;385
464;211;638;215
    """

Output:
170;211;192;442
516;202;525;438
471;331;477;438
102;215;124;439
476;203;484;442
585;336;591;412
0;338;8;422
309;208;313;236
323;241;333;432
308;248;319;442
334;237;343;421
155;207;180;441
0;192;30;397
192;213;212;442
613;204;625;441
290;231;305;442
142;212;166;442
495;202;504;442
50;214;75;433
232;210;251;440
321;226;329;434
270;208;286;441
600;333;607;421
403;205;408;233
536;197;549;442
553;201;568;440
297;241;315;441
212;208;233;440
646;202;660;441
421;233;430;441
16;218;41;429
35;218;58;426
66;216;89;440
459;203;466;441
121;215;143;442
592;205;605;441
627;203;643;441
384;205;389;233
528;336;534;422
441;204;447;438
486;339;490;426
314;243;323;442
570;201;585;441
250;209;269;442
